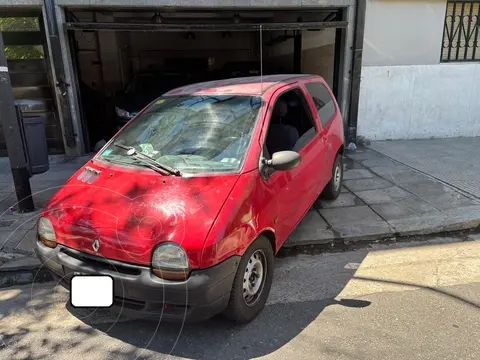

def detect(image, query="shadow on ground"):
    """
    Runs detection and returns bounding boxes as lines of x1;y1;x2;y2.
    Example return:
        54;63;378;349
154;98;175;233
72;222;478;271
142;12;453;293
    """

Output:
1;238;478;360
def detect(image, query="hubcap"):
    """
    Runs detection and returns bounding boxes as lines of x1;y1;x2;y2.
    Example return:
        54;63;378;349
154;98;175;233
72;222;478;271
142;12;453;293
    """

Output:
242;250;267;307
334;163;342;191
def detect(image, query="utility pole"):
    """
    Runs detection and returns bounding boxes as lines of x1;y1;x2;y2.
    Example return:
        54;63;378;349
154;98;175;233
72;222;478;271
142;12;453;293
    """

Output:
0;32;35;212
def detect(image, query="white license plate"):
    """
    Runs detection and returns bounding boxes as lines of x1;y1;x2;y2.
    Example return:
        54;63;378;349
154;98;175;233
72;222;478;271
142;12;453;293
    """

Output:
70;275;113;308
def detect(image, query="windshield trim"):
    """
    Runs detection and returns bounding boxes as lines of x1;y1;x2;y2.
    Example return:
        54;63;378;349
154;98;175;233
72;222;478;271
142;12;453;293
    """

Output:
94;94;265;176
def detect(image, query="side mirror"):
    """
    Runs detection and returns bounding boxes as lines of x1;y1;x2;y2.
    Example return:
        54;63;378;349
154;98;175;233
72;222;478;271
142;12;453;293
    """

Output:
264;151;301;171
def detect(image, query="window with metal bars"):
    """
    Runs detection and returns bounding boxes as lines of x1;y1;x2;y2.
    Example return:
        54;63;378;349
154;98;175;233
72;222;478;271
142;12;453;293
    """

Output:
441;1;480;62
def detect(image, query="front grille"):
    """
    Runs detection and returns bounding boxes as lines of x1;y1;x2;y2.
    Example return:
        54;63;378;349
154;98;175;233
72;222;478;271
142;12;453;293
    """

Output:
60;247;142;276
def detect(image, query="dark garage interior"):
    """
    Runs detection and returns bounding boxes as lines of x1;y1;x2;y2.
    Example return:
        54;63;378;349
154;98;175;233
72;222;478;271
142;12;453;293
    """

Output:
65;9;345;152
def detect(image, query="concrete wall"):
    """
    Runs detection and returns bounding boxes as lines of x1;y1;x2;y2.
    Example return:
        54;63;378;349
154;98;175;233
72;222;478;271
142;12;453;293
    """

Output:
363;0;446;66
301;29;335;87
358;0;480;140
266;29;335;87
127;31;257;74
358;63;480;140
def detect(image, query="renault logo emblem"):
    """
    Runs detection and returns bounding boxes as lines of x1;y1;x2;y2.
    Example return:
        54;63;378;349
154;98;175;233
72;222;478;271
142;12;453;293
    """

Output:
92;238;100;252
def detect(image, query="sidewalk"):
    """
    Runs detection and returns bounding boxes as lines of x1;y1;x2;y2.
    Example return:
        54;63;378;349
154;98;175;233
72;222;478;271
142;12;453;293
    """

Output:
0;154;92;284
1;148;480;283
285;147;480;247
369;137;480;199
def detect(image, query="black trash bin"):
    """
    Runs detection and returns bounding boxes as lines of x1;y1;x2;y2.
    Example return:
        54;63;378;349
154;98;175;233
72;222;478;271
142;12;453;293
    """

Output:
14;100;50;176
22;116;50;175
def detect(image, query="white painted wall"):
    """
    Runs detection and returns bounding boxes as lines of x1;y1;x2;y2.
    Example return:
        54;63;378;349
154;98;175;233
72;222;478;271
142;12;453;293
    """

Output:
358;64;480;140
363;0;447;66
358;0;480;140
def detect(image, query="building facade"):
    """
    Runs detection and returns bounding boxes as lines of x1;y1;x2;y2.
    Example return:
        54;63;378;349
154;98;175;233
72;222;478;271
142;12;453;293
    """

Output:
358;0;480;140
1;0;362;156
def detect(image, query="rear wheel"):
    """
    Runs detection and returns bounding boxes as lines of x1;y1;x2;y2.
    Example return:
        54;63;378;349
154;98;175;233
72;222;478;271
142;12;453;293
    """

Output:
223;236;274;323
321;154;343;200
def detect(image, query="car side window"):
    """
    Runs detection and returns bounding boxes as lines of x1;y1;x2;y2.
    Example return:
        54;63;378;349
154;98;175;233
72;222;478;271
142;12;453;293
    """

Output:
305;82;336;128
264;88;317;157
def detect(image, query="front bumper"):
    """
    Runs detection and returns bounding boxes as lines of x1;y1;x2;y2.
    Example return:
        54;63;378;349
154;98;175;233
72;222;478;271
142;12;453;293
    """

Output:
35;240;240;322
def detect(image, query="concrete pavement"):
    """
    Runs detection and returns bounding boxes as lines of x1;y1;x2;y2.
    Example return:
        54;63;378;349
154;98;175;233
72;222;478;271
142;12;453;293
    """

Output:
370;137;480;199
0;235;478;359
286;146;480;246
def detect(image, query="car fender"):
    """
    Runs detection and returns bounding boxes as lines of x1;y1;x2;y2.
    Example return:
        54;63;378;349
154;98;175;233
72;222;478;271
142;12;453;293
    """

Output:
200;171;278;268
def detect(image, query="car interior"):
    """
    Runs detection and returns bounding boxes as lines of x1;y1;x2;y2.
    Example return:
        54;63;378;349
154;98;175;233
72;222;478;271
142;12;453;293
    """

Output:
265;89;318;158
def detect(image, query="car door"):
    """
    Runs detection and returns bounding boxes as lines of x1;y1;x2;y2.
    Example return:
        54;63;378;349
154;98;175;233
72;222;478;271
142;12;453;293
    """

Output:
303;80;340;179
260;86;327;244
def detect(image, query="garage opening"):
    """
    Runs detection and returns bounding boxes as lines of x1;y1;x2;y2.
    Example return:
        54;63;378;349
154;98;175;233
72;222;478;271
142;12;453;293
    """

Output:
65;10;346;152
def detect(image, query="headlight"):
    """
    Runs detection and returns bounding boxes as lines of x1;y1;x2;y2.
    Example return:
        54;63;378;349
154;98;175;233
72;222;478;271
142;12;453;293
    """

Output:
115;107;133;119
151;243;190;280
37;217;57;248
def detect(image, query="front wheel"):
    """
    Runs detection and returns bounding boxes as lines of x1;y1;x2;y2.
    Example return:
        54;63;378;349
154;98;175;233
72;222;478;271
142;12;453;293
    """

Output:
321;153;343;200
223;236;274;323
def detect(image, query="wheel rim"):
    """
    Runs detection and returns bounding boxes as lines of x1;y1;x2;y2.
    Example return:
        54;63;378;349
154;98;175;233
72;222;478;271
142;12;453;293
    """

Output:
242;250;267;307
333;162;342;191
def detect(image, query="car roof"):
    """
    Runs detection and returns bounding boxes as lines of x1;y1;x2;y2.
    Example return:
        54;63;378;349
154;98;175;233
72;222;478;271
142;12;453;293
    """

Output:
164;74;320;96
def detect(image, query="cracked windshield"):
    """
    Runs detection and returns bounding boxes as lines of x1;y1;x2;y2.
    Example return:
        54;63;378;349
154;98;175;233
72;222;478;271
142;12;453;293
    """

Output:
100;95;262;174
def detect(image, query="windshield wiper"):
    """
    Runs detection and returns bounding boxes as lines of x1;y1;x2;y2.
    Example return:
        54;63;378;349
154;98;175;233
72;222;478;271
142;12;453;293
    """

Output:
114;143;182;176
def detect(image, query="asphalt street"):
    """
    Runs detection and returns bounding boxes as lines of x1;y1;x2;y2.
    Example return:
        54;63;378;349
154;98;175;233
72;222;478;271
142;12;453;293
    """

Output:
0;235;479;360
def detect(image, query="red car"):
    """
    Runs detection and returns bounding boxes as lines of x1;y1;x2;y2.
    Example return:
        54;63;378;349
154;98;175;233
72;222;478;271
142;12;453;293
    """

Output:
35;74;344;323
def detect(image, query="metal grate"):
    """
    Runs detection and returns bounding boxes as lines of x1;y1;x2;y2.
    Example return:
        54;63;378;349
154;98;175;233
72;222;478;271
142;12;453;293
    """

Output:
441;1;480;62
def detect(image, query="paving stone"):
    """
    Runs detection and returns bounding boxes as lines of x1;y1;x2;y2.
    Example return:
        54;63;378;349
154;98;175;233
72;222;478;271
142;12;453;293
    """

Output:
320;206;386;226
394;197;442;215
344;178;393;192
343;169;376;180
389;212;480;236
316;193;363;209
328;223;394;241
320;205;394;240
0;229;29;250
387;214;446;235
362;158;400;168
370;138;480;199
0;191;13;203
0;256;40;270
371;203;419;221
421;192;479;210
343;158;365;170
0;157;10;169
286;210;334;246
15;230;37;253
380;170;428;185
340;186;349;193
369;164;412;177
442;205;480;220
346;150;384;162
401;180;450;197
355;186;413;205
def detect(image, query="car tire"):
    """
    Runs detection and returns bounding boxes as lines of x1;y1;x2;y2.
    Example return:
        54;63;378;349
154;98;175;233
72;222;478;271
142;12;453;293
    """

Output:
321;153;343;200
223;236;274;324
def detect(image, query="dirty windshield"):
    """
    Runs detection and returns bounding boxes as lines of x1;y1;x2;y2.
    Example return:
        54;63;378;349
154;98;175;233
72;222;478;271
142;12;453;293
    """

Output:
99;95;263;174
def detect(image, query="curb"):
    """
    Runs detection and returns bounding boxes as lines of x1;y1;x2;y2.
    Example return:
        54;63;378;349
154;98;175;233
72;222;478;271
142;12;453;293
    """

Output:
283;219;480;248
280;227;480;256
1;227;479;289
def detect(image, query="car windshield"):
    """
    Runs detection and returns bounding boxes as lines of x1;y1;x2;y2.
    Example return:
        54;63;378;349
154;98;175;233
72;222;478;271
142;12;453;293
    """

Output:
99;95;263;174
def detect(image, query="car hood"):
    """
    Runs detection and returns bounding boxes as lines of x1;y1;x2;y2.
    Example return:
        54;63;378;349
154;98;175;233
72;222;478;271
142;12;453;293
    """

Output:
43;161;239;267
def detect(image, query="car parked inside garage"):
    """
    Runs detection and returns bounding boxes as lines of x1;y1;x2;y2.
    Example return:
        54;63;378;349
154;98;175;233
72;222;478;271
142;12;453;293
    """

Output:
35;74;344;323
